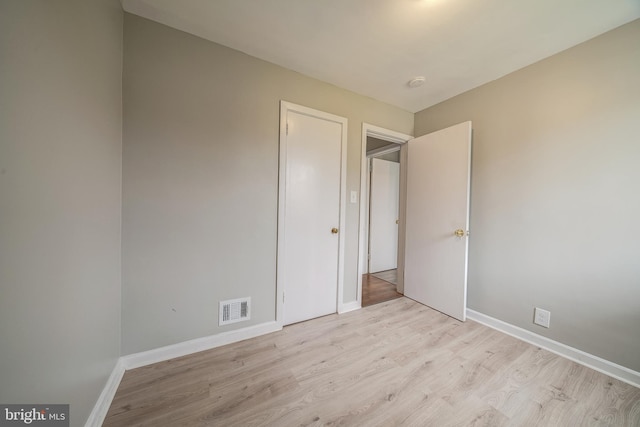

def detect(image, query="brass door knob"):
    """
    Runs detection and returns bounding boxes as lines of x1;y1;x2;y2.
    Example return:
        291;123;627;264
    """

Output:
331;228;339;234
454;229;465;237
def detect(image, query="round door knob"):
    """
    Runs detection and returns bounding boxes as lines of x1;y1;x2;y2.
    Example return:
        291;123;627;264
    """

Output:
454;229;465;237
331;228;339;234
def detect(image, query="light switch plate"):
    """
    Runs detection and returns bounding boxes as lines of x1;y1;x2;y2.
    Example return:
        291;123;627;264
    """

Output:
350;190;358;203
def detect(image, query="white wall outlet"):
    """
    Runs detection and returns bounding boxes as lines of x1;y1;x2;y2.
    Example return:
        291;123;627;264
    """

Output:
534;307;551;328
350;190;358;203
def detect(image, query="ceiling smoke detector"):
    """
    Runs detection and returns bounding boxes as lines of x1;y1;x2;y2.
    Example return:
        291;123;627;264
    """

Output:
408;76;426;88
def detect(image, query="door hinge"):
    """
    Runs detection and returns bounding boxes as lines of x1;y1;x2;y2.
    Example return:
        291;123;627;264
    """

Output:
282;292;285;303
286;122;289;135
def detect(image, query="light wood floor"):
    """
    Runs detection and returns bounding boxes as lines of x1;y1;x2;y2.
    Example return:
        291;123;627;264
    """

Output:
105;298;640;426
362;273;402;307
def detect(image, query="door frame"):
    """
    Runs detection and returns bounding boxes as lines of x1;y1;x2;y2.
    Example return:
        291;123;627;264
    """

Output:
357;124;412;306
368;157;401;274
276;101;348;326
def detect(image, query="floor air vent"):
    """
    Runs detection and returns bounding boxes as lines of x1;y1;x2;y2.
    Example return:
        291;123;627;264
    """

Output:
219;297;251;326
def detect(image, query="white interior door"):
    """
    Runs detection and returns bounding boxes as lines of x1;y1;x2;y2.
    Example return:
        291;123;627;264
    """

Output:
404;121;472;321
369;158;399;273
279;104;346;325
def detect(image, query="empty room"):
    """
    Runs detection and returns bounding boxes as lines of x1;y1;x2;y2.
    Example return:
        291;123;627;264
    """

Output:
1;1;639;426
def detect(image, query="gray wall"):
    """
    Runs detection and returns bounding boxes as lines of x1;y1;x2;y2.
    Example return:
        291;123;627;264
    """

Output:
376;152;401;163
367;137;400;162
122;14;413;354
415;20;640;371
367;136;396;152
0;1;123;425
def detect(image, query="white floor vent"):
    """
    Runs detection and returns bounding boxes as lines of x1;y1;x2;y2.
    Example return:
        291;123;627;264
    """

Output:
219;297;251;326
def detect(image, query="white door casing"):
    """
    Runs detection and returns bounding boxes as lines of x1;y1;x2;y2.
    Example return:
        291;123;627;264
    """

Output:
404;121;472;321
369;158;400;273
358;124;413;303
277;101;347;326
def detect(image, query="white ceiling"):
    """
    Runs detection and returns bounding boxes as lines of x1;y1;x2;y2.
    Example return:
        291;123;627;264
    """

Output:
122;0;640;113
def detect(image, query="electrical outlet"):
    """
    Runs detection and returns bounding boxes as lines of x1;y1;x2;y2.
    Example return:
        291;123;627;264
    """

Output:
534;307;551;328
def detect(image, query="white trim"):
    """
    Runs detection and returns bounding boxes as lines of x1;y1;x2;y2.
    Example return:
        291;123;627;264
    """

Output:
461;122;473;322
121;321;281;370
85;321;282;425
84;358;126;427
467;309;640;388
363;157;371;276
365;124;414;144
276;102;288;326
336;110;348;315
358;124;412;304
276;101;348;325
339;300;361;314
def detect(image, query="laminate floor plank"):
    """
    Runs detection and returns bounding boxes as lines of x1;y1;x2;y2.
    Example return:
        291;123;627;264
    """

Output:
104;298;640;426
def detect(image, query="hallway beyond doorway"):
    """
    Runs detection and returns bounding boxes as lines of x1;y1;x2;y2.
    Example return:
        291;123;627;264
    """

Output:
371;268;397;285
362;270;401;307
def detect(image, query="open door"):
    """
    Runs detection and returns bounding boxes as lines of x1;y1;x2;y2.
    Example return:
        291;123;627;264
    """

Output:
404;121;472;321
369;158;400;273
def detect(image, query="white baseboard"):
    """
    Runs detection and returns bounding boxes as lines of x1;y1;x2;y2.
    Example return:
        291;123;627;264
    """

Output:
466;309;640;388
339;301;361;314
121;321;282;370
84;358;125;427
85;321;282;426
